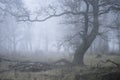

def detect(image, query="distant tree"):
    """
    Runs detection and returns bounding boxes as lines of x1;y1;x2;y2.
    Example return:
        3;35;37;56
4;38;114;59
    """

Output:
14;0;113;65
0;0;29;53
105;0;120;52
115;13;120;52
104;0;120;11
0;0;119;65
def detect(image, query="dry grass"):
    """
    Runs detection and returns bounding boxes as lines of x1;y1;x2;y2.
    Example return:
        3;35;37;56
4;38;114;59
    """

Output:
0;54;120;80
84;54;120;67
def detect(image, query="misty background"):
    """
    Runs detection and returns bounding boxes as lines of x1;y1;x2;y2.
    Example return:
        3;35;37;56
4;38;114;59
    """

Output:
0;0;120;62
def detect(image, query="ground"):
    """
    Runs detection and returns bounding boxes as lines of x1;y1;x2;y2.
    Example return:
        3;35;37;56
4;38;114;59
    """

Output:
0;54;120;80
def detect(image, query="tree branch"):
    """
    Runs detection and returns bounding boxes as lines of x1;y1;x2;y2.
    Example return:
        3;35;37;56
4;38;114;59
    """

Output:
58;32;81;47
17;11;85;22
97;59;120;68
99;6;112;15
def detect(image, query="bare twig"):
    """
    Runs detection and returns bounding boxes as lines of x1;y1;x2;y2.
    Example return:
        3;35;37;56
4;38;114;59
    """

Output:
17;11;85;22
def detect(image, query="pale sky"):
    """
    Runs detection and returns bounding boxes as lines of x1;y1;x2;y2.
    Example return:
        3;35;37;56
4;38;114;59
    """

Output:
21;0;118;52
22;0;62;51
23;0;56;12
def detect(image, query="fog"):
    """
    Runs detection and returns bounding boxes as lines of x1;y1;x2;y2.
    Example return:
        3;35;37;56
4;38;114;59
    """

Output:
0;0;120;80
0;0;120;63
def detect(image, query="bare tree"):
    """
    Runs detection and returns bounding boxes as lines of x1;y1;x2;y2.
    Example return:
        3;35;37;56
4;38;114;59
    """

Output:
14;0;111;65
114;13;120;52
0;0;119;65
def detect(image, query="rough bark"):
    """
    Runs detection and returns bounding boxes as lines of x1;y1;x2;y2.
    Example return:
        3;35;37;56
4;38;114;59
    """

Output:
73;0;99;66
73;42;91;65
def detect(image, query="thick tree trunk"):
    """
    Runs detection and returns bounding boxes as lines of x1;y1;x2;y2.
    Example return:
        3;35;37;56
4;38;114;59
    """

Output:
73;40;93;65
73;0;99;66
73;46;86;65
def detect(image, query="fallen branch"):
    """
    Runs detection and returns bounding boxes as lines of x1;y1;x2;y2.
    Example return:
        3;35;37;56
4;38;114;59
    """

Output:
106;59;120;67
0;56;73;72
53;59;72;65
97;59;120;68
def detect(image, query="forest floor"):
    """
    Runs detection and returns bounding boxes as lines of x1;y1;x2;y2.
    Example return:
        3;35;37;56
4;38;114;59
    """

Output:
0;54;120;80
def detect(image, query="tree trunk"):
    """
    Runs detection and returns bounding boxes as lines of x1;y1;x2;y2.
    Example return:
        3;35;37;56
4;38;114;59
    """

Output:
73;40;93;65
73;0;99;66
73;45;87;65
